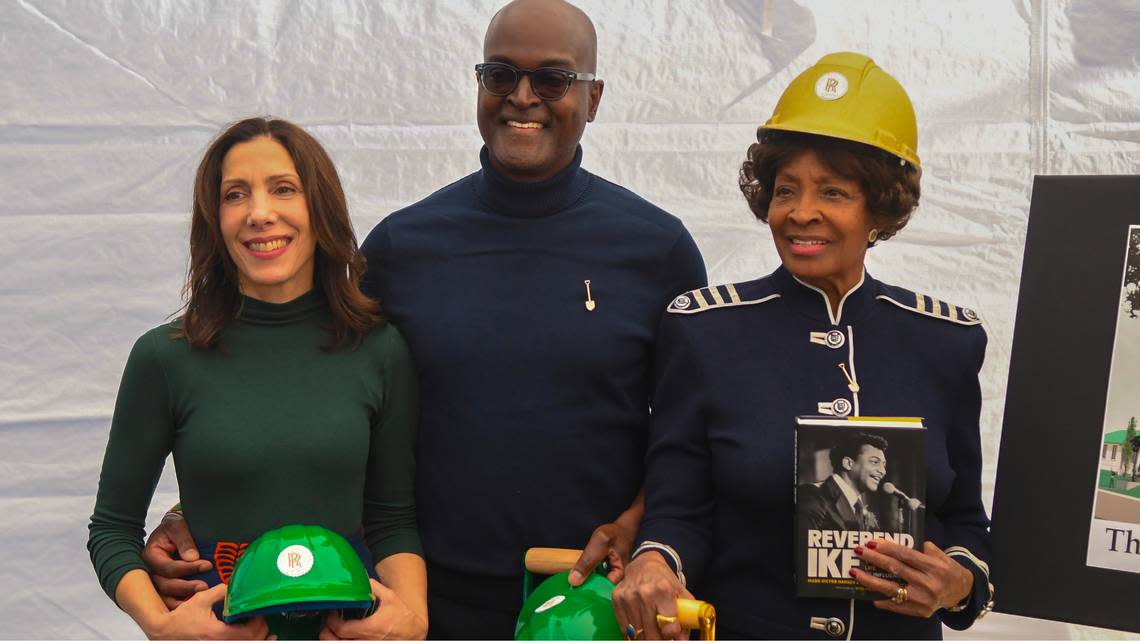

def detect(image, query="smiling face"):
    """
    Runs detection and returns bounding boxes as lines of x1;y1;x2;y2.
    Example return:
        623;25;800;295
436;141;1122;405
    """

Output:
846;444;887;493
767;149;878;302
218;136;317;303
477;0;603;182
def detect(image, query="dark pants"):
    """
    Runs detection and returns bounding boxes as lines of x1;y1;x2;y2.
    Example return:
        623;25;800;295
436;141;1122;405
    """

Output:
426;561;522;639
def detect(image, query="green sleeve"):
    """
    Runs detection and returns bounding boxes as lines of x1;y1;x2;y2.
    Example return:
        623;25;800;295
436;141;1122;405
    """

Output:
87;331;175;601
363;325;423;562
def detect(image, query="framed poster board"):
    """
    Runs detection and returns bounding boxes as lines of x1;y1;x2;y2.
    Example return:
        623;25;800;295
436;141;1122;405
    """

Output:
992;175;1140;633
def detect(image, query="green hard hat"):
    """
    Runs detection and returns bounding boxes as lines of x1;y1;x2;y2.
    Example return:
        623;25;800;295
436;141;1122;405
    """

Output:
223;524;373;622
515;571;624;641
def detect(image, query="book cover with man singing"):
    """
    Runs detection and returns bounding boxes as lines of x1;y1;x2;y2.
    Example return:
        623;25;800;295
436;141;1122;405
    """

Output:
794;416;927;599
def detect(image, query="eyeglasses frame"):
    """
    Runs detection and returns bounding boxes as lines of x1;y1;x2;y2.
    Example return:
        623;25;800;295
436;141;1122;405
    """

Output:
474;62;598;102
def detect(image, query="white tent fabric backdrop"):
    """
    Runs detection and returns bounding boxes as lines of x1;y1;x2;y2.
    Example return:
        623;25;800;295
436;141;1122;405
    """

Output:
2;0;1139;638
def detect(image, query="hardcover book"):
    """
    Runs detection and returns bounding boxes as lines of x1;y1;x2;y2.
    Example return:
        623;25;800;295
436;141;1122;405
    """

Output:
794;416;927;599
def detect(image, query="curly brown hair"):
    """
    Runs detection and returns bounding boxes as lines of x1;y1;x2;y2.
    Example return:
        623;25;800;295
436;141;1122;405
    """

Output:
178;117;380;350
738;131;921;244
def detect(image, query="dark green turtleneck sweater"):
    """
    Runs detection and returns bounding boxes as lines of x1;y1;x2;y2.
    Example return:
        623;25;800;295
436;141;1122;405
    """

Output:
87;291;421;600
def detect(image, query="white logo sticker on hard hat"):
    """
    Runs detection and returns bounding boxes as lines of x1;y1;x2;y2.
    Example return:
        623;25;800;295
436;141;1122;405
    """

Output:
277;545;314;578
534;594;566;613
814;72;849;101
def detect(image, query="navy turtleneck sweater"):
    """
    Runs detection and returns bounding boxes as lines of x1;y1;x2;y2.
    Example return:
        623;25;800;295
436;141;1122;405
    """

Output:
360;146;706;602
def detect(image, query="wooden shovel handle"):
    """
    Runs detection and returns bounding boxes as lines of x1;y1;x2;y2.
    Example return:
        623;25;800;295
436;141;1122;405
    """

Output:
524;547;583;575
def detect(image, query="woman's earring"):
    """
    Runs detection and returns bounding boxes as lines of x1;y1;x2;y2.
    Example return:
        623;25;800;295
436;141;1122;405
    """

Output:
868;228;879;244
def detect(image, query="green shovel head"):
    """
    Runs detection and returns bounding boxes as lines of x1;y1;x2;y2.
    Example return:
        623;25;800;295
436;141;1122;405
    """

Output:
515;571;623;640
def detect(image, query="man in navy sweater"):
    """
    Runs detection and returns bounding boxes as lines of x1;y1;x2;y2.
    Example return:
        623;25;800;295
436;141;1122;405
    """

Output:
141;1;706;637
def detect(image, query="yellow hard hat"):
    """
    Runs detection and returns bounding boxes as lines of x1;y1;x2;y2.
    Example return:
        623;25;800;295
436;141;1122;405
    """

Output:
759;52;920;169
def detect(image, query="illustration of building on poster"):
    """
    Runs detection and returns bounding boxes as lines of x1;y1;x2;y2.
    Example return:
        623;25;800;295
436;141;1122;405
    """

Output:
1087;225;1140;574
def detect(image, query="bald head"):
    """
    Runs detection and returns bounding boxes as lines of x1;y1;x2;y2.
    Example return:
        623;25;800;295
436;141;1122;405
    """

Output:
477;0;604;182
485;0;598;72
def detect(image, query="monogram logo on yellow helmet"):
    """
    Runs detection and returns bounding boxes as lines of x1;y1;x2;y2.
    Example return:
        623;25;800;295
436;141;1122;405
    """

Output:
814;72;849;101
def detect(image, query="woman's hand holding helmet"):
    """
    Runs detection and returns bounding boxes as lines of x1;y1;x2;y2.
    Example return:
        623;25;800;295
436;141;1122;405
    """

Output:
144;583;271;640
849;539;973;618
319;579;427;640
611;552;691;641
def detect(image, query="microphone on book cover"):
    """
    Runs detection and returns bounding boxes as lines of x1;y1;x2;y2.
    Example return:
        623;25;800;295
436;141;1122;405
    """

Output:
881;482;923;511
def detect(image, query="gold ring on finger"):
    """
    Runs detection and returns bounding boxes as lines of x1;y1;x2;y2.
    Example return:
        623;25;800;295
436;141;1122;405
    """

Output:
892;586;908;604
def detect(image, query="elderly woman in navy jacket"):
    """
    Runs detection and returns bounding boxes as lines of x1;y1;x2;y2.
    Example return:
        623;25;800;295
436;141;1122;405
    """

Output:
612;52;993;640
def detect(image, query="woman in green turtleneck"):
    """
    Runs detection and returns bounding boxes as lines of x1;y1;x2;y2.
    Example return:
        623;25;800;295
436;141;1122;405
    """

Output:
87;118;427;640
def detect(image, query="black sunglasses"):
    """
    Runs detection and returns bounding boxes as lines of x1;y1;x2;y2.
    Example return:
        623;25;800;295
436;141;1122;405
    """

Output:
475;62;597;102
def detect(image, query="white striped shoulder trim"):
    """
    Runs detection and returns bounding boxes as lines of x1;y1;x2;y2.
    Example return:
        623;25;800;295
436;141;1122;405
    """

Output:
668;284;781;315
876;294;982;326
